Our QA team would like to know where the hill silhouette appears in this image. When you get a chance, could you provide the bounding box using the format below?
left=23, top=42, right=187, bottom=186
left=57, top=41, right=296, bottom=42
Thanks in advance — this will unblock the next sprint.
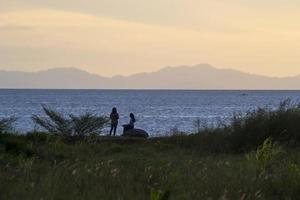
left=1, top=64, right=300, bottom=89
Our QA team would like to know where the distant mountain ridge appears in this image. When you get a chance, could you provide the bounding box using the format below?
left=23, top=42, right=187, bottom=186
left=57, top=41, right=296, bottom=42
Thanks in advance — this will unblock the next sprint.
left=1, top=64, right=300, bottom=89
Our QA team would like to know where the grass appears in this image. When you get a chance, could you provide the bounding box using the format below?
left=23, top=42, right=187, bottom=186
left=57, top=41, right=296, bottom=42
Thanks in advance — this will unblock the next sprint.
left=1, top=133, right=300, bottom=200
left=2, top=100, right=300, bottom=199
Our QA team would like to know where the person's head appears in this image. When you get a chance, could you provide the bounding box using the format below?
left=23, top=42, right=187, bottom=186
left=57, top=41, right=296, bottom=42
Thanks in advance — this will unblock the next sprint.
left=112, top=107, right=117, bottom=114
left=130, top=113, right=135, bottom=122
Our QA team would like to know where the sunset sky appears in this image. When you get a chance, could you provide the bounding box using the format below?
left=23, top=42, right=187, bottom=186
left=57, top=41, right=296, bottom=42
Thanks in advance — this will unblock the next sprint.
left=1, top=0, right=300, bottom=77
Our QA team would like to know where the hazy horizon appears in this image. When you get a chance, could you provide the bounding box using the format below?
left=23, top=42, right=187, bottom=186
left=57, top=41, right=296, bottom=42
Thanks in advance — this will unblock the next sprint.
left=1, top=0, right=300, bottom=77
left=1, top=64, right=300, bottom=79
left=2, top=64, right=300, bottom=90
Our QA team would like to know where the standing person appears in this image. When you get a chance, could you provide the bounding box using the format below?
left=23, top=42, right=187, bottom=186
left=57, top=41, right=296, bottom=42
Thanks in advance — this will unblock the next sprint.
left=109, top=107, right=119, bottom=136
left=123, top=113, right=136, bottom=134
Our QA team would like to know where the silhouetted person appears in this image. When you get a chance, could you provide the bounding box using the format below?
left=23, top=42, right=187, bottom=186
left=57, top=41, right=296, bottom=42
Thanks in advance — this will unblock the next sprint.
left=123, top=113, right=135, bottom=134
left=109, top=107, right=119, bottom=136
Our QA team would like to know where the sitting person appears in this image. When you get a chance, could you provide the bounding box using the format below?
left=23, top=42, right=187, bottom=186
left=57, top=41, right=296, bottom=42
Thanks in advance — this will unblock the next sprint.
left=122, top=113, right=136, bottom=134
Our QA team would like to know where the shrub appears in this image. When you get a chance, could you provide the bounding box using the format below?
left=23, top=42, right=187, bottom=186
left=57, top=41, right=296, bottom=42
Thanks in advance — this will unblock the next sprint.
left=255, top=137, right=285, bottom=171
left=0, top=117, right=17, bottom=133
left=226, top=99, right=300, bottom=152
left=0, top=135, right=35, bottom=157
left=32, top=106, right=72, bottom=136
left=70, top=113, right=108, bottom=137
left=150, top=188, right=170, bottom=200
left=26, top=132, right=56, bottom=143
left=32, top=105, right=109, bottom=138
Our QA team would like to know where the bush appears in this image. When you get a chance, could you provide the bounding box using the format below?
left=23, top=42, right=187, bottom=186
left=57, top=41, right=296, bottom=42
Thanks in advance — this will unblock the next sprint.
left=0, top=135, right=35, bottom=157
left=26, top=132, right=56, bottom=143
left=226, top=99, right=300, bottom=152
left=254, top=137, right=285, bottom=171
left=174, top=99, right=300, bottom=153
left=70, top=113, right=108, bottom=137
left=150, top=188, right=170, bottom=200
left=0, top=117, right=17, bottom=133
left=32, top=105, right=109, bottom=138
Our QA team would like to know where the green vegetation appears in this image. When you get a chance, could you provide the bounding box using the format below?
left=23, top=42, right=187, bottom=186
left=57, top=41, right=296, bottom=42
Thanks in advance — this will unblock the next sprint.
left=32, top=105, right=109, bottom=139
left=1, top=100, right=300, bottom=199
left=0, top=117, right=17, bottom=133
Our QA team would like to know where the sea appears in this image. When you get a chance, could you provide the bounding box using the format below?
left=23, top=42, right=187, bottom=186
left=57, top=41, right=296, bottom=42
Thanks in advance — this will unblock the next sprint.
left=1, top=89, right=300, bottom=136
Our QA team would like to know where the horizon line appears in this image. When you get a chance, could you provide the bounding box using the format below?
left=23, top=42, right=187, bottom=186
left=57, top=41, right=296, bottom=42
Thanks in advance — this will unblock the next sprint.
left=1, top=88, right=300, bottom=91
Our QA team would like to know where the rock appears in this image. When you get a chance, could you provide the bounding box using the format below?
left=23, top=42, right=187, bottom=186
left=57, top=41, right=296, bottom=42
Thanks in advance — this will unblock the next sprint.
left=123, top=128, right=149, bottom=138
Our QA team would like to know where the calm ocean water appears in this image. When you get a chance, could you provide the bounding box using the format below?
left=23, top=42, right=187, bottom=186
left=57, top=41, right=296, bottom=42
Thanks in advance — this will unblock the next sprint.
left=1, top=89, right=300, bottom=136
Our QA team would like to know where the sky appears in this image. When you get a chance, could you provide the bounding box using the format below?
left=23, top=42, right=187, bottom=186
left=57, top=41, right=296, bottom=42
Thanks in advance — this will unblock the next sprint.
left=1, top=0, right=300, bottom=77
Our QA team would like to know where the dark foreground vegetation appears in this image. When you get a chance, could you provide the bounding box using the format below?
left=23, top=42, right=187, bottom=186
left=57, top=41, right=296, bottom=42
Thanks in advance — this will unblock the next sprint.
left=1, top=100, right=300, bottom=199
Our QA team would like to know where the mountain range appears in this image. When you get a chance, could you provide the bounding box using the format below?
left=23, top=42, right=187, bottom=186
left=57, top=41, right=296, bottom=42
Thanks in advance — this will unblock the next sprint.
left=1, top=64, right=300, bottom=89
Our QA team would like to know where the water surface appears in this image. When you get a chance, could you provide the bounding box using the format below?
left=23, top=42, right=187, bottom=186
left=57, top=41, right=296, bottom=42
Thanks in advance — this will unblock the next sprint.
left=1, top=90, right=299, bottom=136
